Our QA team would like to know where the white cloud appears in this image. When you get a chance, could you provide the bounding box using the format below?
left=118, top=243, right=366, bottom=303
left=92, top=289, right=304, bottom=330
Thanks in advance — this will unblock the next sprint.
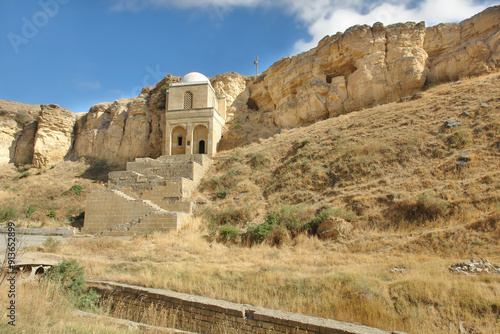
left=77, top=80, right=102, bottom=90
left=109, top=0, right=496, bottom=52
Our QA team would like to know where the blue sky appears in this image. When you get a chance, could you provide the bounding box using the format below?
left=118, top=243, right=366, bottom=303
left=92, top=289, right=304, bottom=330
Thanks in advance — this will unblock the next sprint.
left=0, top=0, right=496, bottom=113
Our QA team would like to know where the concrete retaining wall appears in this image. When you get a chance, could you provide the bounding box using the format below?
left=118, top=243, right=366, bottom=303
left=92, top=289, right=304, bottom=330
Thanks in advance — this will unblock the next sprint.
left=88, top=281, right=403, bottom=334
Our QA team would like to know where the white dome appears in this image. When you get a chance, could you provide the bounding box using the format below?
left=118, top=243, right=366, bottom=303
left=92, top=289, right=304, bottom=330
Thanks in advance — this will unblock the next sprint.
left=180, top=72, right=210, bottom=84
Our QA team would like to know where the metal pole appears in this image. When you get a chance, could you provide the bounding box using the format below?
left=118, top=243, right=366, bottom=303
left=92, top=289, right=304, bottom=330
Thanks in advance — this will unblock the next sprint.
left=254, top=56, right=259, bottom=76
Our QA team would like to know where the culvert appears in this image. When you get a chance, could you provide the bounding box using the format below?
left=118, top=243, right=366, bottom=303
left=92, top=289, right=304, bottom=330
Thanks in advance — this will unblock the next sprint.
left=34, top=266, right=46, bottom=276
left=20, top=265, right=32, bottom=279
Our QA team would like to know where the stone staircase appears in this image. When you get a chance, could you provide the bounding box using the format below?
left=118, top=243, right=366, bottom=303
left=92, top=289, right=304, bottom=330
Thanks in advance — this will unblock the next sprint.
left=82, top=154, right=211, bottom=236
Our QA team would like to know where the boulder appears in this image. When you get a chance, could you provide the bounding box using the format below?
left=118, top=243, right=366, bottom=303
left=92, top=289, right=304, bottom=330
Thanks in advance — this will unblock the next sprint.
left=317, top=217, right=352, bottom=240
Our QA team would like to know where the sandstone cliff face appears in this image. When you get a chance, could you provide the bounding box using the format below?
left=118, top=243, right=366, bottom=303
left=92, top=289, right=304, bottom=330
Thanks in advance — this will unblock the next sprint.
left=248, top=5, right=500, bottom=127
left=0, top=100, right=40, bottom=165
left=424, top=6, right=500, bottom=82
left=72, top=75, right=182, bottom=165
left=32, top=104, right=76, bottom=168
left=211, top=72, right=249, bottom=116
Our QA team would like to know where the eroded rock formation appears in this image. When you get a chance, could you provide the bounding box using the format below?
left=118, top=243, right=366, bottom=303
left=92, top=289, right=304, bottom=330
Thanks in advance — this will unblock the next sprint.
left=248, top=6, right=499, bottom=127
left=32, top=104, right=75, bottom=168
left=0, top=100, right=40, bottom=165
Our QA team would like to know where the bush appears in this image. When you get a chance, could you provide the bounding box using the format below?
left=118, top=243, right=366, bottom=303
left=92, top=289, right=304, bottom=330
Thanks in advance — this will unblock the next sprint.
left=41, top=236, right=62, bottom=252
left=45, top=259, right=99, bottom=310
left=390, top=192, right=450, bottom=223
left=301, top=138, right=311, bottom=147
left=63, top=184, right=83, bottom=196
left=244, top=205, right=313, bottom=246
left=203, top=205, right=253, bottom=227
left=217, top=189, right=228, bottom=199
left=244, top=206, right=357, bottom=246
left=24, top=204, right=37, bottom=219
left=15, top=110, right=35, bottom=125
left=218, top=224, right=240, bottom=243
left=0, top=205, right=17, bottom=223
left=17, top=164, right=34, bottom=172
left=46, top=209, right=57, bottom=218
left=244, top=220, right=275, bottom=245
left=15, top=171, right=31, bottom=179
left=207, top=169, right=239, bottom=192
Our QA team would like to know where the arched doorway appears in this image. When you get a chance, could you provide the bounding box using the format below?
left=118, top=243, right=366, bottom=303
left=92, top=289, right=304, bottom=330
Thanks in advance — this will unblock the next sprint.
left=192, top=124, right=208, bottom=155
left=171, top=126, right=187, bottom=155
left=199, top=140, right=206, bottom=154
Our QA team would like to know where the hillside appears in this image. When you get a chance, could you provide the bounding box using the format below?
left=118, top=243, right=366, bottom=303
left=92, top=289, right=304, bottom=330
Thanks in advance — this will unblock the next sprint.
left=199, top=73, right=500, bottom=246
left=6, top=73, right=498, bottom=334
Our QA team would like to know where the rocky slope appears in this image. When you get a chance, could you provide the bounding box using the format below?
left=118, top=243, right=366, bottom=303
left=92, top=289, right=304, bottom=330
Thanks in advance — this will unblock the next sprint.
left=0, top=5, right=498, bottom=167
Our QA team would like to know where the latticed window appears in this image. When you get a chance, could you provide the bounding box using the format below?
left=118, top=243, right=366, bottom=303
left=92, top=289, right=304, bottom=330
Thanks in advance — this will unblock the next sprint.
left=183, top=91, right=193, bottom=109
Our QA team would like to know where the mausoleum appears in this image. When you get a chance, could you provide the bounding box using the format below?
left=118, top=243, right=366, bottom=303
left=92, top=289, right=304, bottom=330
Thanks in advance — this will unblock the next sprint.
left=164, top=72, right=226, bottom=157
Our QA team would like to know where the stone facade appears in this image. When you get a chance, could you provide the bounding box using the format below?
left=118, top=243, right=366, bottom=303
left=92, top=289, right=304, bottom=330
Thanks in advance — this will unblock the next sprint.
left=82, top=154, right=211, bottom=236
left=164, top=72, right=226, bottom=157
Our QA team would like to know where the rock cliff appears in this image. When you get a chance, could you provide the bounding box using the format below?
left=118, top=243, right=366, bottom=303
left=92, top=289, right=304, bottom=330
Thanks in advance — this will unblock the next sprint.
left=32, top=104, right=75, bottom=168
left=0, top=100, right=40, bottom=165
left=248, top=5, right=500, bottom=127
left=0, top=5, right=498, bottom=167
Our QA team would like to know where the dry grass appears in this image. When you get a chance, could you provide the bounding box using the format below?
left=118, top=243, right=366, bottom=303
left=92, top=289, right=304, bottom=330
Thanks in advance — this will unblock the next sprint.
left=47, top=215, right=500, bottom=334
left=0, top=281, right=139, bottom=333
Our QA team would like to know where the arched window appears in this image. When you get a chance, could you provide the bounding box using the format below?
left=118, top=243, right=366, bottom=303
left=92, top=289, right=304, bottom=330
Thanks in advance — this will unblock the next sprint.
left=183, top=91, right=193, bottom=109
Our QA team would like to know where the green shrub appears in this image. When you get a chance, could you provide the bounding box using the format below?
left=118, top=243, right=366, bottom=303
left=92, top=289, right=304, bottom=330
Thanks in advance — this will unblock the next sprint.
left=244, top=205, right=312, bottom=246
left=14, top=110, right=34, bottom=125
left=15, top=171, right=31, bottom=179
left=45, top=259, right=99, bottom=310
left=203, top=205, right=253, bottom=228
left=17, top=164, right=34, bottom=172
left=24, top=204, right=37, bottom=219
left=301, top=138, right=311, bottom=147
left=46, top=209, right=57, bottom=218
left=244, top=206, right=356, bottom=246
left=217, top=189, right=228, bottom=199
left=63, top=184, right=83, bottom=196
left=244, top=220, right=275, bottom=245
left=161, top=82, right=171, bottom=97
left=155, top=101, right=166, bottom=109
left=218, top=225, right=240, bottom=243
left=0, top=205, right=17, bottom=223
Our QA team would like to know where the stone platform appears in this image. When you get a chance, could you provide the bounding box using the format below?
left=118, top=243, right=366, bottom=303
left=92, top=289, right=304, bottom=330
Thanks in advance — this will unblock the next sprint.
left=82, top=154, right=211, bottom=236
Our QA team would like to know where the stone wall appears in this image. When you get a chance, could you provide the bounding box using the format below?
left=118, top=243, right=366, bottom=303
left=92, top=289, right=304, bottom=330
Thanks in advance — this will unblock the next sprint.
left=82, top=190, right=187, bottom=236
left=89, top=281, right=402, bottom=334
